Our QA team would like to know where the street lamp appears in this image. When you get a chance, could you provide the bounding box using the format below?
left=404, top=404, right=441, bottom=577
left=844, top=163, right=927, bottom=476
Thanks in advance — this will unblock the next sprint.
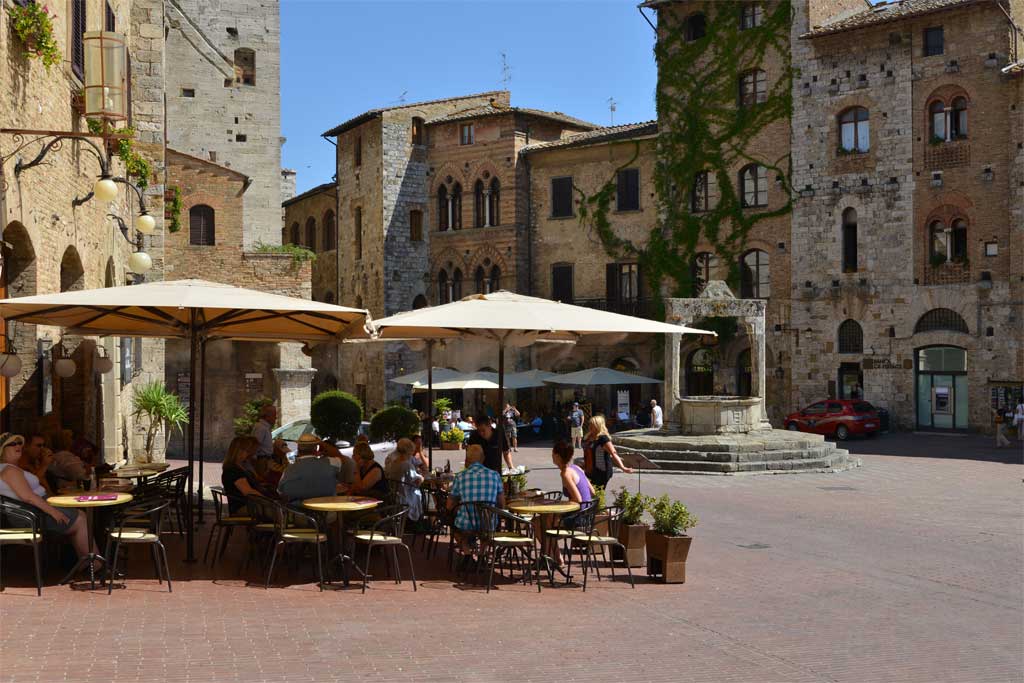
left=83, top=31, right=128, bottom=121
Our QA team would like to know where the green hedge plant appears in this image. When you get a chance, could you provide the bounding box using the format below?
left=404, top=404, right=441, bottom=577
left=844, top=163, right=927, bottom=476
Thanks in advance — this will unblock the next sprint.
left=614, top=486, right=647, bottom=526
left=645, top=494, right=698, bottom=536
left=311, top=390, right=362, bottom=443
left=369, top=405, right=420, bottom=441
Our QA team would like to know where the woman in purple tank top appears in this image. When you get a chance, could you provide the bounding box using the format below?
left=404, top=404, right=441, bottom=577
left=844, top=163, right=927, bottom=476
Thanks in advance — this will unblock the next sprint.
left=552, top=440, right=595, bottom=504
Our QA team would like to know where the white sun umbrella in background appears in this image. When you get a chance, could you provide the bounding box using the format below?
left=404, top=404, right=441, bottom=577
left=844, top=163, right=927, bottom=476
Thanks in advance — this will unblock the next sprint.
left=389, top=366, right=463, bottom=390
left=370, top=291, right=712, bottom=467
left=543, top=367, right=662, bottom=386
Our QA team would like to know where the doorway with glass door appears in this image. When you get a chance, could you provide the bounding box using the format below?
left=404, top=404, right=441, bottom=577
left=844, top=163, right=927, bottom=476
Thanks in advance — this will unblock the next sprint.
left=915, top=346, right=967, bottom=431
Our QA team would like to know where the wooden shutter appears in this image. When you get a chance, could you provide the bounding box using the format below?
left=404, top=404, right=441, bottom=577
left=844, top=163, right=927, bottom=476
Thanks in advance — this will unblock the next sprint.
left=189, top=206, right=215, bottom=245
left=552, top=177, right=573, bottom=217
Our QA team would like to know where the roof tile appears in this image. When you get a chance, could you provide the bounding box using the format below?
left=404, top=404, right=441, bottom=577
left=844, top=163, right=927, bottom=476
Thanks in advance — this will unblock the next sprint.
left=802, top=0, right=986, bottom=38
left=521, top=121, right=658, bottom=154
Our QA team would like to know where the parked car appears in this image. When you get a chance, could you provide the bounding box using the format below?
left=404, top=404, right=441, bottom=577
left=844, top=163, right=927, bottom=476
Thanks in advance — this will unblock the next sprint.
left=271, top=419, right=394, bottom=464
left=784, top=400, right=880, bottom=440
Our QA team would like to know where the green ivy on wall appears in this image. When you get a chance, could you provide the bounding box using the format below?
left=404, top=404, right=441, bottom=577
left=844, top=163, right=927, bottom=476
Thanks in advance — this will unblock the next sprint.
left=578, top=1, right=794, bottom=317
left=86, top=119, right=152, bottom=190
left=167, top=186, right=182, bottom=233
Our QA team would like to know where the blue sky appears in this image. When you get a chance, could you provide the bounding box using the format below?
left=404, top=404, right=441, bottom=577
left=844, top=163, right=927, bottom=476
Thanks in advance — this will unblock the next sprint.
left=281, top=0, right=658, bottom=193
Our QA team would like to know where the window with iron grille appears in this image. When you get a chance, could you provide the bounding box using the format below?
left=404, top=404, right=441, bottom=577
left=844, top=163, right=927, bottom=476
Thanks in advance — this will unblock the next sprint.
left=551, top=176, right=574, bottom=217
left=616, top=168, right=640, bottom=211
left=837, top=319, right=863, bottom=354
left=923, top=27, right=944, bottom=56
left=914, top=308, right=969, bottom=334
left=738, top=69, right=767, bottom=107
left=72, top=0, right=86, bottom=81
left=188, top=205, right=215, bottom=246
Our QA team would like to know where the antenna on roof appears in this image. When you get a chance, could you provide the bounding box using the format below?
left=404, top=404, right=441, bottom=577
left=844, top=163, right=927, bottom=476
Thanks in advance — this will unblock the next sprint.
left=396, top=90, right=408, bottom=104
left=607, top=97, right=617, bottom=125
left=501, top=51, right=511, bottom=89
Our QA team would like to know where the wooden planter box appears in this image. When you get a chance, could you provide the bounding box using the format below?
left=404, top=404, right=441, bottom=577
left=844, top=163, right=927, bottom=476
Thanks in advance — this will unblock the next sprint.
left=440, top=441, right=461, bottom=451
left=645, top=530, right=692, bottom=583
left=611, top=523, right=647, bottom=568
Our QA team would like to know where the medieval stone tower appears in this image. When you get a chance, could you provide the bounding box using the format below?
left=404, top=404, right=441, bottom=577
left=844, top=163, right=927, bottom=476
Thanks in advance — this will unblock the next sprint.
left=164, top=0, right=282, bottom=247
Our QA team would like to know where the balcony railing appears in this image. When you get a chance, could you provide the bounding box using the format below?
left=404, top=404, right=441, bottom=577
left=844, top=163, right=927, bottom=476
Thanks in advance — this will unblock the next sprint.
left=572, top=297, right=653, bottom=319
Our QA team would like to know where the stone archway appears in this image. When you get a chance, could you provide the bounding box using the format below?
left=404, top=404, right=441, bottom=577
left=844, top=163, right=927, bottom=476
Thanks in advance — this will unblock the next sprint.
left=2, top=222, right=37, bottom=434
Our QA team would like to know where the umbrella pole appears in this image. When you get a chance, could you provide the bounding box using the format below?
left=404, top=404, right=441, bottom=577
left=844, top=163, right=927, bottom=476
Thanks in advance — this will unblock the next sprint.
left=427, top=340, right=433, bottom=471
left=184, top=315, right=197, bottom=563
left=197, top=338, right=207, bottom=524
left=497, top=340, right=506, bottom=466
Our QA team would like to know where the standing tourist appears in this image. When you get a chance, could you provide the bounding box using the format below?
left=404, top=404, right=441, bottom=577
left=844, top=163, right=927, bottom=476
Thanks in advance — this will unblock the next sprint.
left=650, top=399, right=664, bottom=429
left=568, top=402, right=585, bottom=449
left=992, top=408, right=1010, bottom=448
left=467, top=414, right=502, bottom=474
left=502, top=402, right=520, bottom=470
left=584, top=415, right=634, bottom=488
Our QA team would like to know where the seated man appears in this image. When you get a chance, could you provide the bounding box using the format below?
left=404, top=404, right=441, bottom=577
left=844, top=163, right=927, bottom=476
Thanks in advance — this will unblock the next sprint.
left=277, top=434, right=337, bottom=503
left=319, top=439, right=355, bottom=489
left=446, top=444, right=504, bottom=556
left=48, top=450, right=90, bottom=490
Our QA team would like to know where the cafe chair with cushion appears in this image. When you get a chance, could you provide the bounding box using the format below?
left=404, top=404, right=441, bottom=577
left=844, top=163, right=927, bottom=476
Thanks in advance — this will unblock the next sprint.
left=543, top=500, right=597, bottom=586
left=353, top=504, right=416, bottom=594
left=478, top=505, right=540, bottom=593
left=264, top=500, right=326, bottom=590
left=105, top=498, right=172, bottom=594
left=576, top=505, right=635, bottom=591
left=0, top=495, right=43, bottom=596
left=204, top=486, right=252, bottom=566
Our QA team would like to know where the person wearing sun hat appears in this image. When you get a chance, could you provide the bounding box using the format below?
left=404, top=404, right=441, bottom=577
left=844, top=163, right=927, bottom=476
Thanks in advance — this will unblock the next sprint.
left=277, top=433, right=336, bottom=503
left=0, top=432, right=94, bottom=559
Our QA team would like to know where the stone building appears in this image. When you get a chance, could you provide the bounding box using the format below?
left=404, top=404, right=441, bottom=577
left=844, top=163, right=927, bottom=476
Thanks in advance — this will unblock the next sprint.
left=791, top=0, right=1024, bottom=432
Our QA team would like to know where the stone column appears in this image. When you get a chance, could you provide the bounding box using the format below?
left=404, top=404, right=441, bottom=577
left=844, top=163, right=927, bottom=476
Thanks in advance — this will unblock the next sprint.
left=663, top=331, right=683, bottom=431
left=274, top=342, right=315, bottom=425
left=744, top=316, right=771, bottom=427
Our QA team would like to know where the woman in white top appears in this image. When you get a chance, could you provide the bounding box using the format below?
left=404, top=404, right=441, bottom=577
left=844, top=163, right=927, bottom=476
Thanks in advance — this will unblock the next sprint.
left=384, top=438, right=424, bottom=521
left=0, top=433, right=94, bottom=558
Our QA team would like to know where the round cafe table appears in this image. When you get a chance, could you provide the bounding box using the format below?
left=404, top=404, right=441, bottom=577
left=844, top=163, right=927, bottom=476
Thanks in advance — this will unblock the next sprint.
left=47, top=492, right=134, bottom=590
left=303, top=496, right=381, bottom=587
left=507, top=499, right=580, bottom=587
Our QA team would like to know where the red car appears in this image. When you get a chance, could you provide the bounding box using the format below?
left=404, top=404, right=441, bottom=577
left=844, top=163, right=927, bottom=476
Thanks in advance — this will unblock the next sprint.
left=784, top=400, right=880, bottom=440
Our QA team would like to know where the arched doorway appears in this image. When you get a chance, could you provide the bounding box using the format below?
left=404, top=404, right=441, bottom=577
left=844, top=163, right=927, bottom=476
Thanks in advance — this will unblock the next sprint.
left=915, top=345, right=967, bottom=431
left=2, top=223, right=37, bottom=433
left=685, top=348, right=715, bottom=396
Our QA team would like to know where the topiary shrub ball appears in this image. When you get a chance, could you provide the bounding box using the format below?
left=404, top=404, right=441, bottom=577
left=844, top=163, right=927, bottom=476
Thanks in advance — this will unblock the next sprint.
left=310, top=390, right=363, bottom=443
left=369, top=405, right=421, bottom=442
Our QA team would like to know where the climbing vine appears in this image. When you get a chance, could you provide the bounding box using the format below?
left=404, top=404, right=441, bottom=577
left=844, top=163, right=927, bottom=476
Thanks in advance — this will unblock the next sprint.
left=167, top=186, right=182, bottom=233
left=578, top=1, right=794, bottom=316
left=87, top=118, right=152, bottom=189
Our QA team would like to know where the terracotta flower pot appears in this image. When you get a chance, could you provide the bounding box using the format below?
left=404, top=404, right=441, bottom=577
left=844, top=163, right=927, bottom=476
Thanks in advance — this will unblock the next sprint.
left=440, top=441, right=461, bottom=451
left=611, top=523, right=647, bottom=568
left=645, top=530, right=692, bottom=583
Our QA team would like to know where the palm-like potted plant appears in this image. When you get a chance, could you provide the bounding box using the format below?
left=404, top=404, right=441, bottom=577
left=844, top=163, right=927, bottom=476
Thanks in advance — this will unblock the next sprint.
left=612, top=487, right=648, bottom=568
left=131, top=381, right=188, bottom=463
left=644, top=494, right=698, bottom=583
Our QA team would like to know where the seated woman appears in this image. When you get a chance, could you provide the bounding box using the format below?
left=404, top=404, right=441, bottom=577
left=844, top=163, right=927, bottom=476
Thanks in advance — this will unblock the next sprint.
left=384, top=438, right=424, bottom=521
left=221, top=436, right=265, bottom=513
left=410, top=434, right=429, bottom=475
left=0, top=433, right=94, bottom=560
left=17, top=437, right=54, bottom=496
left=349, top=442, right=389, bottom=500
left=539, top=440, right=595, bottom=567
left=260, top=439, right=291, bottom=489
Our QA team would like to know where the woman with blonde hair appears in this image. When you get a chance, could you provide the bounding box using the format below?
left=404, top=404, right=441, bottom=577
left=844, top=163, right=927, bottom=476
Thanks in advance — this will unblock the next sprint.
left=349, top=442, right=389, bottom=500
left=584, top=414, right=633, bottom=487
left=221, top=436, right=264, bottom=513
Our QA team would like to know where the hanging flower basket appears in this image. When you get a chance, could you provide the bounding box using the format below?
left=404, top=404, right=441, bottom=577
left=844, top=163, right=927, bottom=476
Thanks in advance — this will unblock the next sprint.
left=9, top=3, right=62, bottom=70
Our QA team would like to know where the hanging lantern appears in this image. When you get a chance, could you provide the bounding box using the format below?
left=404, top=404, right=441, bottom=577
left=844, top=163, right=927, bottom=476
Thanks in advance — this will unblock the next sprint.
left=0, top=353, right=22, bottom=378
left=135, top=212, right=156, bottom=235
left=83, top=31, right=127, bottom=121
left=94, top=355, right=114, bottom=374
left=128, top=251, right=152, bottom=273
left=54, top=358, right=77, bottom=378
left=94, top=175, right=118, bottom=202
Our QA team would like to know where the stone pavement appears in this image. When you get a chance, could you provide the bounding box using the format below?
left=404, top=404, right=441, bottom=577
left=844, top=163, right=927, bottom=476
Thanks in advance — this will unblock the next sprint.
left=0, top=433, right=1020, bottom=683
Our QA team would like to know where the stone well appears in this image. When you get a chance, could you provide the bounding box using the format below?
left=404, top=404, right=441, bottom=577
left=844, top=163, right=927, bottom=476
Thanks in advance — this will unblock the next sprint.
left=679, top=396, right=767, bottom=435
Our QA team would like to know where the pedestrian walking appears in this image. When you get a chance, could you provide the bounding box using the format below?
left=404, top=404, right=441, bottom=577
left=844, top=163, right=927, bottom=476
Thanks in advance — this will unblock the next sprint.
left=993, top=409, right=1010, bottom=448
left=1014, top=399, right=1024, bottom=442
left=568, top=402, right=585, bottom=449
left=650, top=398, right=664, bottom=429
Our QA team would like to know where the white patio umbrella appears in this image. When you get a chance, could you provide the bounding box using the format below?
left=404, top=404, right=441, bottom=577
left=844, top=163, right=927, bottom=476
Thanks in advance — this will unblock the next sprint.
left=416, top=369, right=556, bottom=392
left=0, top=279, right=369, bottom=561
left=544, top=367, right=662, bottom=386
left=389, top=366, right=463, bottom=389
left=370, top=291, right=711, bottom=467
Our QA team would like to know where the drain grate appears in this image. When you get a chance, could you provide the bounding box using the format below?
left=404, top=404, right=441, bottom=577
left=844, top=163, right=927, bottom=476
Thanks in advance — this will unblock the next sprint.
left=737, top=543, right=771, bottom=550
left=818, top=486, right=857, bottom=491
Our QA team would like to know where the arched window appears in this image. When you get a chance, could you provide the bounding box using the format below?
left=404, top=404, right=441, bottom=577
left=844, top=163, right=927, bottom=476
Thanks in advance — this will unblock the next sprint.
left=685, top=348, right=715, bottom=396
left=437, top=185, right=449, bottom=231
left=837, top=319, right=863, bottom=354
left=412, top=294, right=428, bottom=309
left=411, top=117, right=424, bottom=145
left=683, top=13, right=706, bottom=41
left=739, top=69, right=767, bottom=107
left=234, top=48, right=255, bottom=86
left=409, top=210, right=423, bottom=242
left=322, top=210, right=336, bottom=251
left=691, top=170, right=717, bottom=212
left=354, top=207, right=362, bottom=260
left=739, top=164, right=768, bottom=207
left=931, top=219, right=968, bottom=263
left=929, top=100, right=946, bottom=141
left=739, top=249, right=770, bottom=298
left=475, top=266, right=486, bottom=294
left=691, top=252, right=718, bottom=294
left=489, top=265, right=500, bottom=292
left=914, top=309, right=969, bottom=334
left=950, top=97, right=968, bottom=139
left=189, top=205, right=215, bottom=246
left=474, top=180, right=486, bottom=228
left=842, top=208, right=858, bottom=273
left=838, top=107, right=870, bottom=153
left=438, top=269, right=450, bottom=304
left=60, top=246, right=85, bottom=292
left=489, top=178, right=500, bottom=226
left=305, top=216, right=317, bottom=252
left=451, top=183, right=462, bottom=230
left=290, top=222, right=300, bottom=246
left=451, top=268, right=463, bottom=300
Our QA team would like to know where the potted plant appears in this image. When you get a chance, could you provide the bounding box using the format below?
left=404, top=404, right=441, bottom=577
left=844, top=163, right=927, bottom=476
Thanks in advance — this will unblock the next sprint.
left=612, top=487, right=648, bottom=568
left=369, top=405, right=420, bottom=441
left=440, top=426, right=464, bottom=451
left=310, top=389, right=362, bottom=443
left=432, top=397, right=453, bottom=431
left=131, top=381, right=188, bottom=463
left=9, top=2, right=61, bottom=70
left=644, top=494, right=698, bottom=583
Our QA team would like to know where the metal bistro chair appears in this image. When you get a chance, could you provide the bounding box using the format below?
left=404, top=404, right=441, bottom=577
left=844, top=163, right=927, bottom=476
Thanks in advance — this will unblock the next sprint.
left=264, top=499, right=327, bottom=590
left=542, top=500, right=597, bottom=586
left=105, top=497, right=173, bottom=594
left=479, top=504, right=540, bottom=593
left=353, top=504, right=416, bottom=594
left=576, top=505, right=635, bottom=591
left=204, top=486, right=253, bottom=565
left=0, top=495, right=43, bottom=596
